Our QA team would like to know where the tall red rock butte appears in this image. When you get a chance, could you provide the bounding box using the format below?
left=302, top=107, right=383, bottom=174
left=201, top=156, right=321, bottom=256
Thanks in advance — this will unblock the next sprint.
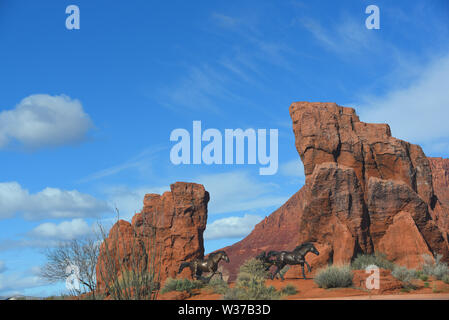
left=96, top=182, right=209, bottom=293
left=221, top=102, right=449, bottom=280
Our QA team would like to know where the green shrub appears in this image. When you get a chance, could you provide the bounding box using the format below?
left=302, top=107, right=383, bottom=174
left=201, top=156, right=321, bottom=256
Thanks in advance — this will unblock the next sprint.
left=422, top=254, right=449, bottom=280
left=239, top=258, right=271, bottom=279
left=223, top=285, right=280, bottom=300
left=392, top=266, right=417, bottom=290
left=314, top=265, right=353, bottom=289
left=280, top=284, right=298, bottom=296
left=392, top=266, right=415, bottom=283
left=424, top=282, right=430, bottom=288
left=206, top=277, right=229, bottom=295
left=351, top=252, right=395, bottom=270
left=161, top=278, right=204, bottom=294
left=223, top=259, right=281, bottom=300
left=442, top=274, right=449, bottom=285
left=419, top=274, right=428, bottom=281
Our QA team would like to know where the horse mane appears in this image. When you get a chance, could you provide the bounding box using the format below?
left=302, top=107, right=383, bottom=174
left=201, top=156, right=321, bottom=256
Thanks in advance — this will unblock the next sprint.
left=208, top=250, right=226, bottom=258
left=293, top=242, right=313, bottom=252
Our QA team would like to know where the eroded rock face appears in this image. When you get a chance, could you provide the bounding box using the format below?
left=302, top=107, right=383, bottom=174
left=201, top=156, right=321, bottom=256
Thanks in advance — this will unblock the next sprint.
left=220, top=102, right=449, bottom=280
left=428, top=157, right=449, bottom=241
left=96, top=182, right=209, bottom=292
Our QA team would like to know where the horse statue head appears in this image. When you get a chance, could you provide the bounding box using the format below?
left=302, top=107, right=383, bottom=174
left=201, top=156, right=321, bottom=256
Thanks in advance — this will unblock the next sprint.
left=210, top=250, right=230, bottom=263
left=293, top=242, right=320, bottom=256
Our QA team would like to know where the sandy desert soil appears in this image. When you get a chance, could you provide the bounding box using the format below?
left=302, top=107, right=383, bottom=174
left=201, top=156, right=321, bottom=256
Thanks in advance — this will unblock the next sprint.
left=183, top=275, right=449, bottom=300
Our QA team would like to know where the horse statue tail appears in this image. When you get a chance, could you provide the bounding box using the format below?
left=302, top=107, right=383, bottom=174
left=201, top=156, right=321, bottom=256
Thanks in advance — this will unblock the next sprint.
left=178, top=262, right=190, bottom=274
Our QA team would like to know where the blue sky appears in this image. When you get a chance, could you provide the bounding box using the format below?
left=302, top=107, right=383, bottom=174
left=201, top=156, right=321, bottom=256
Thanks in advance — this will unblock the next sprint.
left=1, top=0, right=448, bottom=297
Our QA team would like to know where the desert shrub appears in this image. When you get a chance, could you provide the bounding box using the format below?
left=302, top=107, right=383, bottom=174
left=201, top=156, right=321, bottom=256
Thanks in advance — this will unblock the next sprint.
left=424, top=282, right=430, bottom=288
left=392, top=266, right=417, bottom=290
left=280, top=284, right=298, bottom=296
left=351, top=252, right=395, bottom=270
left=161, top=278, right=204, bottom=294
left=206, top=277, right=229, bottom=295
left=419, top=274, right=428, bottom=281
left=422, top=254, right=449, bottom=280
left=239, top=258, right=271, bottom=279
left=314, top=265, right=353, bottom=289
left=441, top=274, right=449, bottom=285
left=223, top=285, right=280, bottom=300
left=392, top=266, right=415, bottom=283
left=223, top=259, right=281, bottom=300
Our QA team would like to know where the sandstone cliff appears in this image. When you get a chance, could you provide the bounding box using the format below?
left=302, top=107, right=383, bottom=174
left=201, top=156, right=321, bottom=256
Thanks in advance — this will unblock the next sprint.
left=96, top=182, right=209, bottom=292
left=221, top=102, right=449, bottom=280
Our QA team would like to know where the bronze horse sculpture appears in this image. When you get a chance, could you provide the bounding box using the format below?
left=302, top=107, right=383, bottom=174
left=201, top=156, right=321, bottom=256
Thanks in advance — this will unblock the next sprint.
left=267, top=242, right=319, bottom=280
left=178, top=250, right=230, bottom=282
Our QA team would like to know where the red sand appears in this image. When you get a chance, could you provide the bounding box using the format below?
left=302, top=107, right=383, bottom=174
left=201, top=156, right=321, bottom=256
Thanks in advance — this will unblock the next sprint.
left=185, top=275, right=449, bottom=300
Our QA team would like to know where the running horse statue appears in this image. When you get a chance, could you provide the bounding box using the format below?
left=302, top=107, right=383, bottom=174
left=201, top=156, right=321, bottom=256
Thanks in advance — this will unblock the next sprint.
left=267, top=242, right=320, bottom=280
left=178, top=250, right=230, bottom=282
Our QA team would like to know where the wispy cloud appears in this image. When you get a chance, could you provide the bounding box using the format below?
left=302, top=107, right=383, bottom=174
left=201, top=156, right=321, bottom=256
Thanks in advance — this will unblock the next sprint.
left=204, top=214, right=262, bottom=240
left=280, top=158, right=305, bottom=182
left=77, top=146, right=166, bottom=183
left=357, top=52, right=449, bottom=155
left=157, top=11, right=298, bottom=113
left=197, top=171, right=288, bottom=215
left=300, top=15, right=380, bottom=56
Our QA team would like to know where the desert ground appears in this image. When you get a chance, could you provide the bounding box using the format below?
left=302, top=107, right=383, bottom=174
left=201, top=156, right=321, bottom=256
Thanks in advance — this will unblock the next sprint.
left=157, top=272, right=449, bottom=300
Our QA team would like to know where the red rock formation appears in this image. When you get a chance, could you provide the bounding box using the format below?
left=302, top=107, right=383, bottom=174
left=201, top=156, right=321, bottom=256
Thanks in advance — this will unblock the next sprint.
left=221, top=102, right=449, bottom=280
left=429, top=157, right=449, bottom=206
left=96, top=182, right=209, bottom=293
left=428, top=157, right=449, bottom=242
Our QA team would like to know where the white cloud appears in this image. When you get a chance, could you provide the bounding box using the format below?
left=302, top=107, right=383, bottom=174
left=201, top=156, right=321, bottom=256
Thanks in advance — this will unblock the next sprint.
left=358, top=53, right=449, bottom=153
left=0, top=270, right=46, bottom=296
left=29, top=219, right=93, bottom=240
left=197, top=171, right=287, bottom=215
left=0, top=94, right=93, bottom=150
left=0, top=261, right=5, bottom=273
left=204, top=214, right=263, bottom=240
left=280, top=159, right=305, bottom=180
left=0, top=182, right=111, bottom=220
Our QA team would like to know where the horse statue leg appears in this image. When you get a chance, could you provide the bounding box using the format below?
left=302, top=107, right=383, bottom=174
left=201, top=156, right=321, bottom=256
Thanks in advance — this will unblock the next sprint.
left=300, top=262, right=306, bottom=279
left=193, top=262, right=202, bottom=280
left=272, top=262, right=286, bottom=281
left=305, top=260, right=312, bottom=273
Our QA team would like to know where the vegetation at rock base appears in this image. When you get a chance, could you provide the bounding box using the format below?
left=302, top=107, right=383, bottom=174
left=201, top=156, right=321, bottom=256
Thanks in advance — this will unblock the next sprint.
left=161, top=278, right=204, bottom=294
left=314, top=265, right=353, bottom=289
left=421, top=254, right=449, bottom=280
left=96, top=210, right=162, bottom=300
left=391, top=266, right=417, bottom=290
left=442, top=274, right=449, bottom=285
left=351, top=252, right=395, bottom=270
left=206, top=277, right=229, bottom=294
left=223, top=259, right=281, bottom=300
